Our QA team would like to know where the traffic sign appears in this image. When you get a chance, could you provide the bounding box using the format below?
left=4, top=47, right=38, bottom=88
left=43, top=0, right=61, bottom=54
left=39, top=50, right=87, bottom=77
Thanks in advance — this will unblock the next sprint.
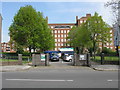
left=41, top=54, right=45, bottom=61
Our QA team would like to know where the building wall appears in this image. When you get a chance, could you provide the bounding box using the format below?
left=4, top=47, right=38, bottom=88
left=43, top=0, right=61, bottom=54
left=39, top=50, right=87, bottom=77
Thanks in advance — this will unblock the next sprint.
left=48, top=14, right=115, bottom=51
left=1, top=42, right=15, bottom=53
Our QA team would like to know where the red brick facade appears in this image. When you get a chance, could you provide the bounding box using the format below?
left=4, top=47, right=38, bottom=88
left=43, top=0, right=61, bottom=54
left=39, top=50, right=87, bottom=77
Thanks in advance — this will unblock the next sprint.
left=48, top=14, right=115, bottom=51
left=1, top=42, right=15, bottom=53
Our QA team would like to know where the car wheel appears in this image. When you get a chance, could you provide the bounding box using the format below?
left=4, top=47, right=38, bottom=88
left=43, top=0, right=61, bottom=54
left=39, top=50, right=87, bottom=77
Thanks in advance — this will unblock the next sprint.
left=69, top=59, right=72, bottom=62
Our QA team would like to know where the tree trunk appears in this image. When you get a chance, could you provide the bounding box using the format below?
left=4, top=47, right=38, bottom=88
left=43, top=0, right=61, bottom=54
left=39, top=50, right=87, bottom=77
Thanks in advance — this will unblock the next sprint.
left=101, top=42, right=104, bottom=53
left=29, top=46, right=32, bottom=60
left=33, top=48, right=36, bottom=53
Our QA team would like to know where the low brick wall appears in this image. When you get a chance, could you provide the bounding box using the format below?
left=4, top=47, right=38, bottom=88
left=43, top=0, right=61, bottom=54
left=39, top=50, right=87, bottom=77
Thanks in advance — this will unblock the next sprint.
left=1, top=61, right=21, bottom=66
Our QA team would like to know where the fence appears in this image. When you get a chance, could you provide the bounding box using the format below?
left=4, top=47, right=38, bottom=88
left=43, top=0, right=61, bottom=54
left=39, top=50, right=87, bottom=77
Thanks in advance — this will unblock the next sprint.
left=1, top=54, right=32, bottom=66
left=90, top=53, right=119, bottom=65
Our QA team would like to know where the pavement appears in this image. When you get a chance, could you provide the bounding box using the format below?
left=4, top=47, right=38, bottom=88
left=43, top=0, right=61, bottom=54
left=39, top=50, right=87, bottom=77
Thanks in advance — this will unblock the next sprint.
left=91, top=65, right=119, bottom=71
left=0, top=65, right=31, bottom=72
left=0, top=64, right=119, bottom=72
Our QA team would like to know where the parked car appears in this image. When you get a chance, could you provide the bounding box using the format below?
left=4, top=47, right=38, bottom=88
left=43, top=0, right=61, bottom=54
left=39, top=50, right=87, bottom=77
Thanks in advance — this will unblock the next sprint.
left=64, top=55, right=73, bottom=62
left=50, top=53, right=59, bottom=61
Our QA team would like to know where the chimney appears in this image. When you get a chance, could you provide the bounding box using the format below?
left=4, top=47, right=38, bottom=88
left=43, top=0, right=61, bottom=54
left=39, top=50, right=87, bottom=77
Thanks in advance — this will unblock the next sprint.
left=76, top=16, right=78, bottom=24
left=86, top=14, right=91, bottom=18
left=76, top=16, right=78, bottom=21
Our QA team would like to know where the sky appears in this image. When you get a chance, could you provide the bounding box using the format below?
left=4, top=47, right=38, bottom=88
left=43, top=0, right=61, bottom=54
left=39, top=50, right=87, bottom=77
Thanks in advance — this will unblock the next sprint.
left=1, top=0, right=113, bottom=42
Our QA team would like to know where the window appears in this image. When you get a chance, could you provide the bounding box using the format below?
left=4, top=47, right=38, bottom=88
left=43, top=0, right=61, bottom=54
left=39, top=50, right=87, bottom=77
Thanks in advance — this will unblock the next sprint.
left=58, top=39, right=60, bottom=42
left=110, top=34, right=112, bottom=36
left=64, top=30, right=66, bottom=33
left=80, top=21, right=83, bottom=23
left=55, top=39, right=57, bottom=42
left=55, top=48, right=57, bottom=50
left=61, top=43, right=63, bottom=46
left=51, top=26, right=54, bottom=28
left=64, top=39, right=66, bottom=42
left=61, top=39, right=63, bottom=42
left=58, top=30, right=60, bottom=33
left=58, top=43, right=60, bottom=46
left=67, top=30, right=70, bottom=33
left=54, top=25, right=70, bottom=28
left=71, top=26, right=73, bottom=28
left=55, top=30, right=57, bottom=33
left=61, top=35, right=63, bottom=37
left=61, top=30, right=63, bottom=33
left=55, top=35, right=57, bottom=37
left=64, top=35, right=66, bottom=37
left=58, top=35, right=60, bottom=37
left=55, top=43, right=57, bottom=46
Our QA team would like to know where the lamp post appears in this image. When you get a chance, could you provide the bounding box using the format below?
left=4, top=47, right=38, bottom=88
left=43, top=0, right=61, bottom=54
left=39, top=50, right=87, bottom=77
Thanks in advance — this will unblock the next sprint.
left=0, top=14, right=2, bottom=59
left=118, top=1, right=120, bottom=59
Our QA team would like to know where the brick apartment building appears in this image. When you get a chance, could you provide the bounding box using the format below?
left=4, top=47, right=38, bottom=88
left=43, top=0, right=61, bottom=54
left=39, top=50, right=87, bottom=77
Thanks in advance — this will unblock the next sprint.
left=1, top=42, right=15, bottom=53
left=2, top=14, right=115, bottom=52
left=48, top=14, right=115, bottom=51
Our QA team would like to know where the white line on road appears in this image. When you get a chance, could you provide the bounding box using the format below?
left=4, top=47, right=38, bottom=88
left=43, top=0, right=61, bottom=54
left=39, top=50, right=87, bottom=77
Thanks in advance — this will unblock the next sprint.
left=107, top=79, right=118, bottom=82
left=6, top=79, right=74, bottom=82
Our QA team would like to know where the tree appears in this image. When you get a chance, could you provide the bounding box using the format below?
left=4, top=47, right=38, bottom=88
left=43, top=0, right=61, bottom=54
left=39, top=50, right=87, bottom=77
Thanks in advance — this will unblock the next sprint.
left=68, top=23, right=92, bottom=54
left=9, top=5, right=55, bottom=53
left=105, top=0, right=119, bottom=24
left=68, top=12, right=111, bottom=56
left=105, top=0, right=120, bottom=56
left=85, top=12, right=111, bottom=58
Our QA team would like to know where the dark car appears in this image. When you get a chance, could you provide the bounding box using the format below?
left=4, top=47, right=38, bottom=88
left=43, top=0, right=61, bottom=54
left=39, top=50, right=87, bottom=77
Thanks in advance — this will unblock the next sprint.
left=50, top=53, right=59, bottom=61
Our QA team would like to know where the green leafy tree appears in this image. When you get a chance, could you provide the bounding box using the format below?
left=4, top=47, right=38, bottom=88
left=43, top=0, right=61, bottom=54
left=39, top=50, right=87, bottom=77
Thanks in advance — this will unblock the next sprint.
left=68, top=12, right=111, bottom=56
left=85, top=12, right=111, bottom=57
left=68, top=24, right=92, bottom=54
left=9, top=5, right=55, bottom=54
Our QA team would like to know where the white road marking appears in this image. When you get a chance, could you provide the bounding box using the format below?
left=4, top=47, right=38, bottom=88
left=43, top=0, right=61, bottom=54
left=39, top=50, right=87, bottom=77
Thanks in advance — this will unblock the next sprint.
left=107, top=79, right=118, bottom=82
left=6, top=79, right=74, bottom=82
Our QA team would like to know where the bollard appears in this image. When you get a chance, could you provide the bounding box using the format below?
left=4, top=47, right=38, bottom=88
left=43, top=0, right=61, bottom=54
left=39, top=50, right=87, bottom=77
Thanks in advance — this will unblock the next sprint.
left=101, top=53, right=104, bottom=65
left=73, top=53, right=77, bottom=66
left=87, top=53, right=90, bottom=67
left=18, top=54, right=22, bottom=65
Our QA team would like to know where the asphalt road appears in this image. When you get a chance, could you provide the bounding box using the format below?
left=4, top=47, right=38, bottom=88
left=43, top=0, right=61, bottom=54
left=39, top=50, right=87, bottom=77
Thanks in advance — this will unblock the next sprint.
left=2, top=60, right=118, bottom=88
